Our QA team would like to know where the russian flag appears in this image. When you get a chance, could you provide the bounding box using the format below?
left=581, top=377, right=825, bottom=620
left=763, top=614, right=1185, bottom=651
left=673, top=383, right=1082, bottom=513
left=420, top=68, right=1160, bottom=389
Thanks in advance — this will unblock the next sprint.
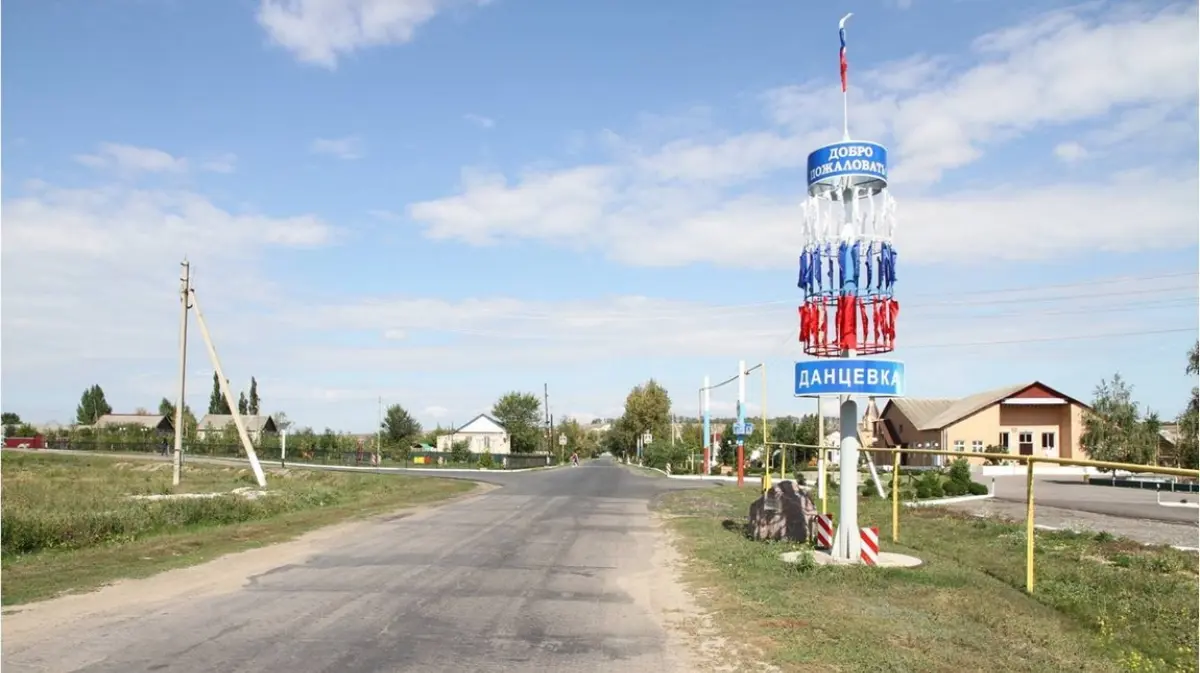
left=839, top=13, right=853, bottom=93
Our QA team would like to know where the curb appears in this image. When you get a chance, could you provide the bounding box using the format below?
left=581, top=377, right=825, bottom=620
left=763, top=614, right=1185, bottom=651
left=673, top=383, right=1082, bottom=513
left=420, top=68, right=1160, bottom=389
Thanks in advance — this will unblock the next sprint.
left=904, top=492, right=995, bottom=508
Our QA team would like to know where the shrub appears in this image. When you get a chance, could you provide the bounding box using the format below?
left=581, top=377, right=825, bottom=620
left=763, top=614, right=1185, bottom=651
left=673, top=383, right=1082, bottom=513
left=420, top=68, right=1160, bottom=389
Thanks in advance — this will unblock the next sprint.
left=947, top=458, right=972, bottom=486
left=794, top=472, right=807, bottom=486
left=929, top=480, right=944, bottom=498
left=915, top=483, right=932, bottom=499
left=942, top=480, right=967, bottom=497
left=449, top=439, right=471, bottom=464
left=860, top=482, right=876, bottom=498
left=967, top=481, right=989, bottom=496
left=477, top=451, right=494, bottom=469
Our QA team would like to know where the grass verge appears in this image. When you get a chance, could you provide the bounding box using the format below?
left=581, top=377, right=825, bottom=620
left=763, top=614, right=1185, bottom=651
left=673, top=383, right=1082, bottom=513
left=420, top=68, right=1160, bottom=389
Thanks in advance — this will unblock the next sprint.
left=655, top=485, right=1198, bottom=673
left=1, top=451, right=475, bottom=606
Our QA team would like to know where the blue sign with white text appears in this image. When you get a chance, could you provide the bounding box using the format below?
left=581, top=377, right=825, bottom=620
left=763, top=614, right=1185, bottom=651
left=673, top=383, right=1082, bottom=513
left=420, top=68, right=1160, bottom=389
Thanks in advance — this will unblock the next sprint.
left=732, top=422, right=754, bottom=437
left=806, top=141, right=889, bottom=194
left=794, top=360, right=905, bottom=397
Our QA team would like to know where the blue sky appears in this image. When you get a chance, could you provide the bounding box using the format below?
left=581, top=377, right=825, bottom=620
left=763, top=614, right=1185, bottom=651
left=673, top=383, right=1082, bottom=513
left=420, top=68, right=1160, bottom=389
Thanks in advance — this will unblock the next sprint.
left=3, top=0, right=1197, bottom=433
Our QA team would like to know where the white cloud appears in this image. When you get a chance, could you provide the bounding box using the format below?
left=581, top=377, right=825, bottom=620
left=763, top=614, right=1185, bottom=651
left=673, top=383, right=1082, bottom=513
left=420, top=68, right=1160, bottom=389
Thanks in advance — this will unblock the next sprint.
left=422, top=405, right=450, bottom=419
left=201, top=153, right=239, bottom=174
left=257, top=0, right=492, bottom=69
left=1, top=179, right=335, bottom=381
left=74, top=143, right=189, bottom=174
left=310, top=136, right=364, bottom=159
left=463, top=113, right=495, bottom=129
left=74, top=143, right=240, bottom=175
left=1053, top=141, right=1088, bottom=163
left=401, top=3, right=1199, bottom=268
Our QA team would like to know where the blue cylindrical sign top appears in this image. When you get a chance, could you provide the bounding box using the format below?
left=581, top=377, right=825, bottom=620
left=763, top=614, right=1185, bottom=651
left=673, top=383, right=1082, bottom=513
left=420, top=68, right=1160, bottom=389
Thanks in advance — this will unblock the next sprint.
left=806, top=141, right=889, bottom=198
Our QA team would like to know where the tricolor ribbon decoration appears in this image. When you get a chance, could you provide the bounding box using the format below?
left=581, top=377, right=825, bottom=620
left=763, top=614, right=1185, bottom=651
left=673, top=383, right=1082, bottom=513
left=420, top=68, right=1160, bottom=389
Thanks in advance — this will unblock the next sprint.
left=839, top=13, right=853, bottom=93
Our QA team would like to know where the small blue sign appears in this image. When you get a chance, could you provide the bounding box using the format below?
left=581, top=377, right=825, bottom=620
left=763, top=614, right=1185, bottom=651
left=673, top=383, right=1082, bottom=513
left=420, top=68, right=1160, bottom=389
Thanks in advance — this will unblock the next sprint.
left=732, top=422, right=754, bottom=437
left=794, top=360, right=905, bottom=397
left=806, top=141, right=889, bottom=196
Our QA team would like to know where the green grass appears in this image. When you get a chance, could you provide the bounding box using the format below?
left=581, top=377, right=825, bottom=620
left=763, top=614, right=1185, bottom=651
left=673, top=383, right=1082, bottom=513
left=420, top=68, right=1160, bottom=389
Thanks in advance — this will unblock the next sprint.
left=1, top=451, right=475, bottom=605
left=655, top=485, right=1199, bottom=673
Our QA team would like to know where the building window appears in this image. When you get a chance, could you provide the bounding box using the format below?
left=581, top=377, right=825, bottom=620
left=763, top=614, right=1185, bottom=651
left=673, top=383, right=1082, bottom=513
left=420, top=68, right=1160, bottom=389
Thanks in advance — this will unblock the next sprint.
left=1041, top=432, right=1055, bottom=450
left=972, top=440, right=983, bottom=452
left=999, top=432, right=1010, bottom=449
left=953, top=440, right=965, bottom=452
left=484, top=436, right=491, bottom=449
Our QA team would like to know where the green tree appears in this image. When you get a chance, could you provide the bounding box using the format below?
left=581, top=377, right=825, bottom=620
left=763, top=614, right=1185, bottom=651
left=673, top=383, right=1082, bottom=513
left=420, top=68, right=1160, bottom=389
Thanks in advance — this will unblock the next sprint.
left=622, top=379, right=672, bottom=444
left=1176, top=342, right=1199, bottom=469
left=248, top=377, right=260, bottom=415
left=601, top=416, right=635, bottom=458
left=381, top=404, right=421, bottom=447
left=75, top=384, right=113, bottom=425
left=158, top=398, right=198, bottom=437
left=1081, top=373, right=1158, bottom=467
left=491, top=391, right=543, bottom=453
left=237, top=391, right=249, bottom=415
left=558, top=418, right=600, bottom=459
left=208, top=373, right=231, bottom=415
left=2, top=412, right=21, bottom=437
left=449, top=438, right=471, bottom=463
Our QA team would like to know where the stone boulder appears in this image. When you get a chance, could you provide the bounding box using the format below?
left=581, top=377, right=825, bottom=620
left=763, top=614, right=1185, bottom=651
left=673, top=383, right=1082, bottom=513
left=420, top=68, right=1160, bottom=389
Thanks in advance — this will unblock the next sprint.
left=747, top=481, right=819, bottom=542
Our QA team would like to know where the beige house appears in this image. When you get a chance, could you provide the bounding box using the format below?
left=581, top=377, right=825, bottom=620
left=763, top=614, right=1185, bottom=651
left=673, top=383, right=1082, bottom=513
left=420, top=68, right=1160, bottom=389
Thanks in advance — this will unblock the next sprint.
left=90, top=414, right=174, bottom=433
left=197, top=414, right=278, bottom=442
left=871, top=382, right=1090, bottom=467
left=436, top=414, right=510, bottom=454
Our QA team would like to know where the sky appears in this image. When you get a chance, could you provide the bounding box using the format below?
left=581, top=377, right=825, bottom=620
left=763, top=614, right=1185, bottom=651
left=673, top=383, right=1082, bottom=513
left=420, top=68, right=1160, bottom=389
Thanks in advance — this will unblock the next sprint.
left=2, top=0, right=1198, bottom=433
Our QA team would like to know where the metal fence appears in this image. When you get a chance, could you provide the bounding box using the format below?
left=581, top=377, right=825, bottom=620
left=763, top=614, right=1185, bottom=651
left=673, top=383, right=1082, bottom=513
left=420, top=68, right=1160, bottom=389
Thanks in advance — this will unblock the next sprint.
left=802, top=446, right=1200, bottom=595
left=39, top=439, right=555, bottom=470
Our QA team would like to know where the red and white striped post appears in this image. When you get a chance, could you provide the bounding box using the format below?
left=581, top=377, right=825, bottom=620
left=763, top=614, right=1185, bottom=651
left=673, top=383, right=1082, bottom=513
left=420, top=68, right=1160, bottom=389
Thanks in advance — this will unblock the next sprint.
left=815, top=514, right=835, bottom=550
left=860, top=526, right=880, bottom=565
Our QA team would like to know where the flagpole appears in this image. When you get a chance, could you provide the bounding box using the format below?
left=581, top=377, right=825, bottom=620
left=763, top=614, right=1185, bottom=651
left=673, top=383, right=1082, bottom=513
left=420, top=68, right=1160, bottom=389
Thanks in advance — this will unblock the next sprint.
left=840, top=13, right=853, bottom=142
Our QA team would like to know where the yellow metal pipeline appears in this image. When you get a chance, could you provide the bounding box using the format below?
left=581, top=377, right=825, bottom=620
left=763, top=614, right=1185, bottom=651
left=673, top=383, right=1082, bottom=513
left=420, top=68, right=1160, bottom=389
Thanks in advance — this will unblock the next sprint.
left=1026, top=458, right=1036, bottom=594
left=891, top=451, right=900, bottom=543
left=761, top=363, right=771, bottom=493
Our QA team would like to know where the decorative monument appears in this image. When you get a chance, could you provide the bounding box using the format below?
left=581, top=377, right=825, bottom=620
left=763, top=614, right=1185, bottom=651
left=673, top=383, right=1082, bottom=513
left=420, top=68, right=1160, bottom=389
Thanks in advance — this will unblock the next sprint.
left=793, top=13, right=906, bottom=563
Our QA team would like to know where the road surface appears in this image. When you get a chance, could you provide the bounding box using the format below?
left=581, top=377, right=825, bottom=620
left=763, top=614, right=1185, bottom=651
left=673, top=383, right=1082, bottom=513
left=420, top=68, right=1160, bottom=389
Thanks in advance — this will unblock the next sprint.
left=988, top=475, right=1199, bottom=523
left=2, top=458, right=725, bottom=673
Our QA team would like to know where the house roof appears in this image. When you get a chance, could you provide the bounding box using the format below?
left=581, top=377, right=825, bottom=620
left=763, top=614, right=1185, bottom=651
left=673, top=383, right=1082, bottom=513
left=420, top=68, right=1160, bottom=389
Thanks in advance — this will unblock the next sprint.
left=198, top=414, right=276, bottom=433
left=93, top=414, right=173, bottom=429
left=1159, top=423, right=1180, bottom=446
left=452, top=414, right=507, bottom=434
left=885, top=382, right=1088, bottom=431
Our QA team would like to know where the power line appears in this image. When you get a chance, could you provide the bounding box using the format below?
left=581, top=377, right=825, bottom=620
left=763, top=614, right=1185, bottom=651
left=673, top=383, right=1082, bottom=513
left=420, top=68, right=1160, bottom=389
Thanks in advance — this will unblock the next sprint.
left=385, top=276, right=1198, bottom=329
left=423, top=270, right=1197, bottom=322
left=394, top=294, right=1197, bottom=341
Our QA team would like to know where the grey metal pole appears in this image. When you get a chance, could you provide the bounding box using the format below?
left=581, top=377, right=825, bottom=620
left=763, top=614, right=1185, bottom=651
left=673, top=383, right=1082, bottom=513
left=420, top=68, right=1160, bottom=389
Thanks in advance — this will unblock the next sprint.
left=172, top=260, right=190, bottom=487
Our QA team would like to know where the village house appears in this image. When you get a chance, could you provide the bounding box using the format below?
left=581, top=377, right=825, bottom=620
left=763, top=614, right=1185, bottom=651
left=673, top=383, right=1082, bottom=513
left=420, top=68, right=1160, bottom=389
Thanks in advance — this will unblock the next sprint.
left=870, top=381, right=1091, bottom=467
left=436, top=414, right=510, bottom=454
left=197, top=414, right=278, bottom=443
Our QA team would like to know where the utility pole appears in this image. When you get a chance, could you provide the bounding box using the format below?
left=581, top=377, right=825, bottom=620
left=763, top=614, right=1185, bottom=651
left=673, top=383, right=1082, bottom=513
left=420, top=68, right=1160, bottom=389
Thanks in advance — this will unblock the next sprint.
left=544, top=383, right=550, bottom=453
left=172, top=259, right=191, bottom=487
left=377, top=396, right=382, bottom=465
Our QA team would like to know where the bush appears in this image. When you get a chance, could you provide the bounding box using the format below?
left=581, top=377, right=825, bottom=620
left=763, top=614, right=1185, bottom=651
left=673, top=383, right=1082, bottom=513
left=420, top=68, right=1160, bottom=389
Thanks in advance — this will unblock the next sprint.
left=449, top=439, right=471, bottom=464
left=929, top=480, right=944, bottom=498
left=942, top=480, right=967, bottom=497
left=915, top=483, right=932, bottom=499
left=967, top=481, right=989, bottom=495
left=477, top=451, right=494, bottom=469
left=947, top=458, right=972, bottom=486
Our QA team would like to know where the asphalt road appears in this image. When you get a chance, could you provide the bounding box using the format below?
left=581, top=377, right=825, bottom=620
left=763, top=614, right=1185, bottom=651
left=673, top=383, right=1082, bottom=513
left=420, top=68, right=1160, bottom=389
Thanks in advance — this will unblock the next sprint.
left=989, top=475, right=1199, bottom=525
left=2, top=458, right=717, bottom=673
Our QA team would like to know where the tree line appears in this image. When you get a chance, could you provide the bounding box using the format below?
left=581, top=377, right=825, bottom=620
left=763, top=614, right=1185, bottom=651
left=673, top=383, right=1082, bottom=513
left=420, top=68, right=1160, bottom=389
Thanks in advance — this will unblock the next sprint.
left=1082, top=342, right=1198, bottom=470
